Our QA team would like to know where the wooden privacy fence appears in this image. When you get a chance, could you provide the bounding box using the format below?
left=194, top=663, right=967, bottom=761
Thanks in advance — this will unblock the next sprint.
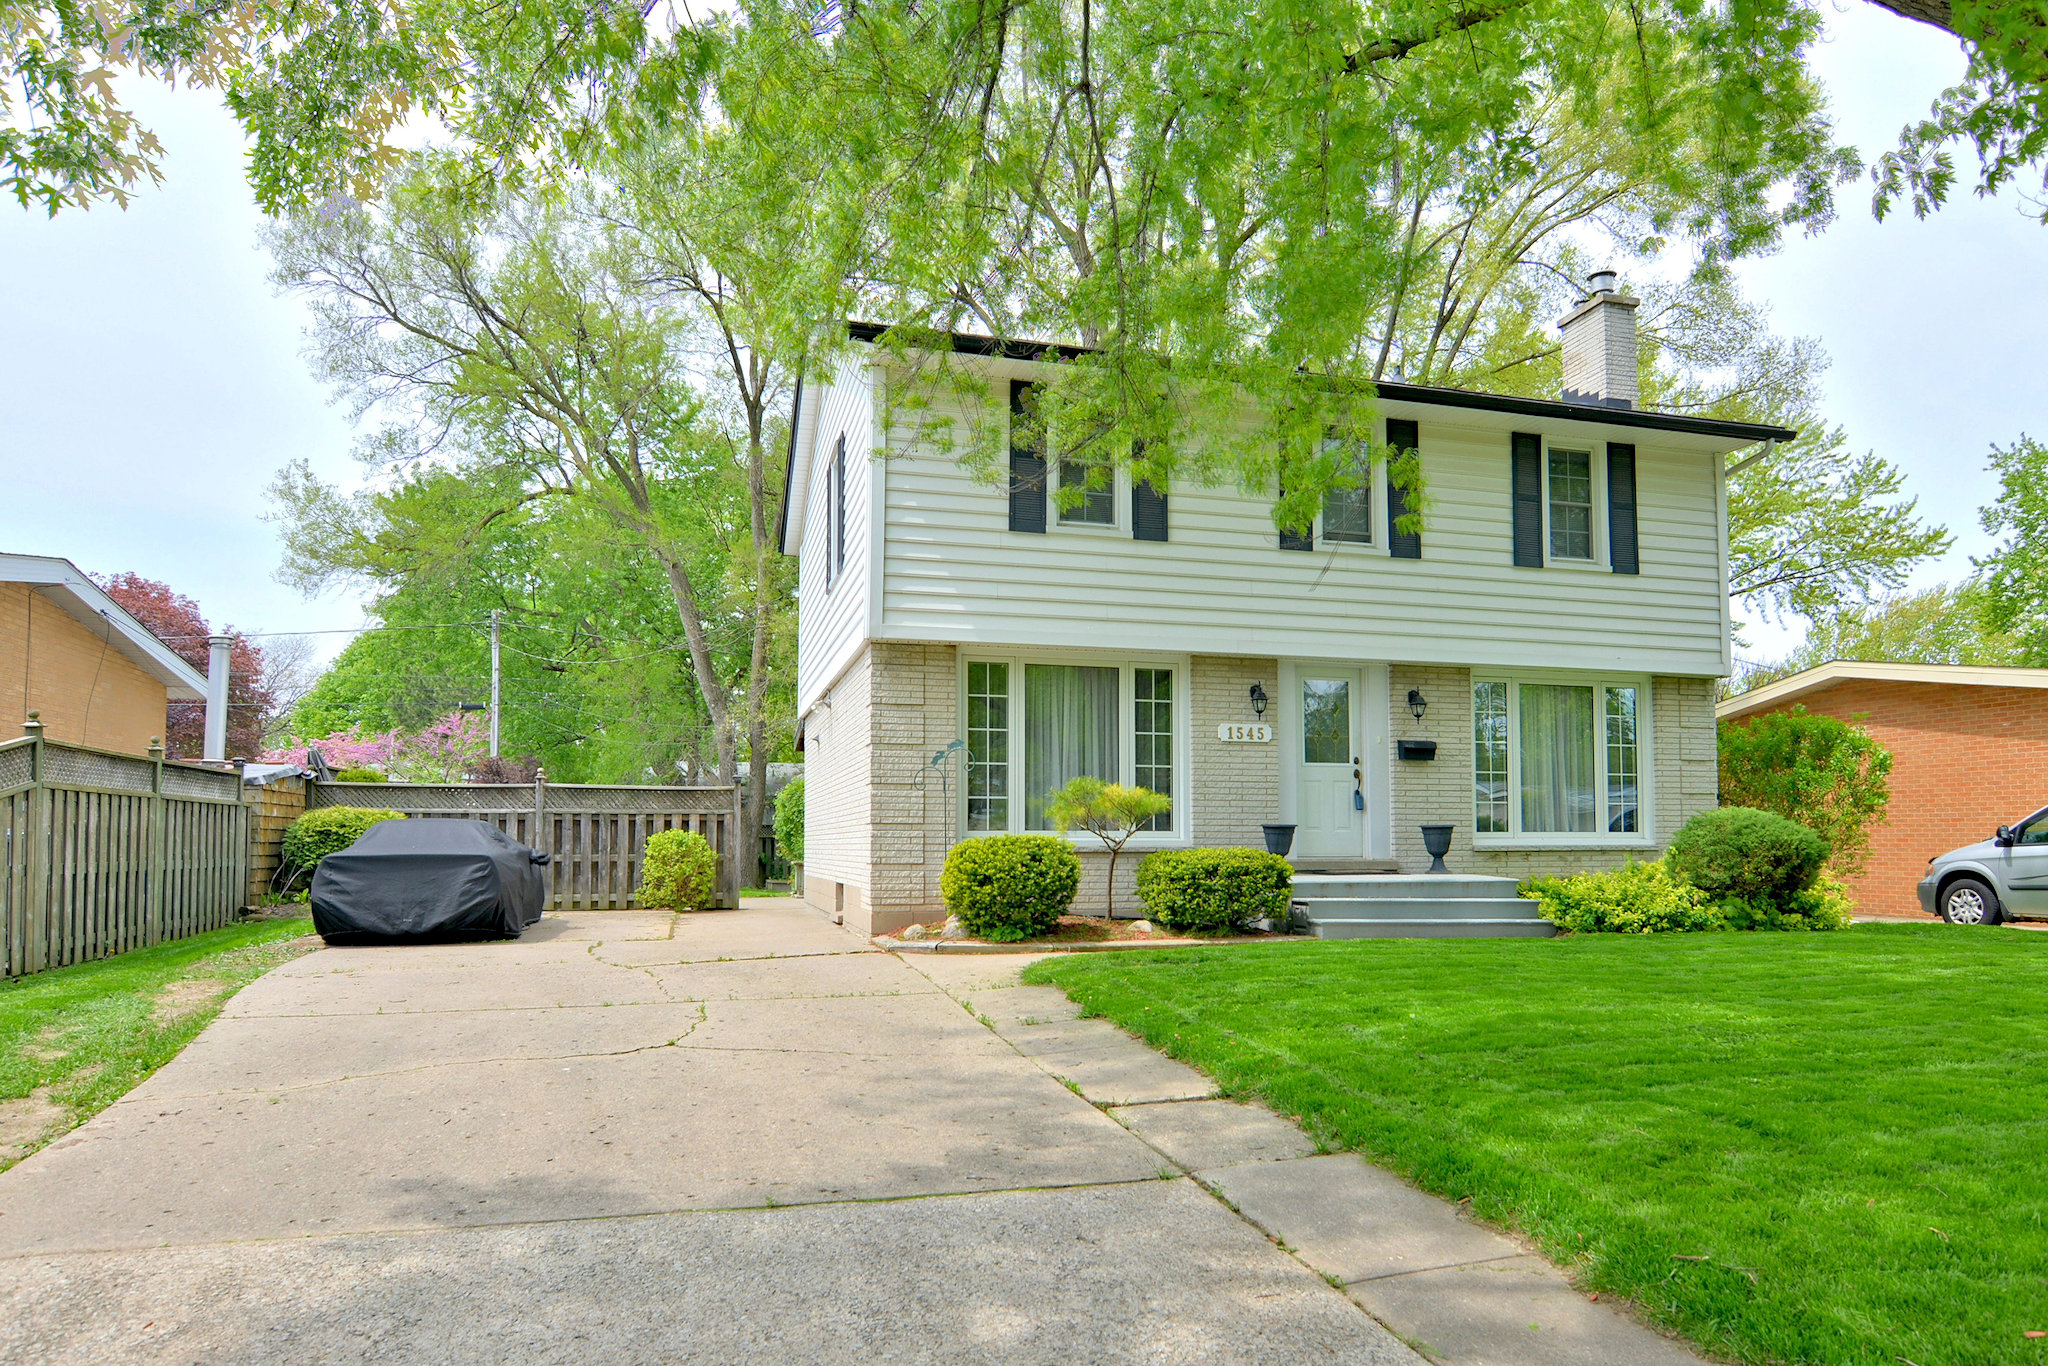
left=307, top=776, right=740, bottom=910
left=0, top=721, right=248, bottom=978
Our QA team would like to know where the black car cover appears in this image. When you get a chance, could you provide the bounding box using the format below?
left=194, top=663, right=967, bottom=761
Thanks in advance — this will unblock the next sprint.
left=312, top=819, right=549, bottom=941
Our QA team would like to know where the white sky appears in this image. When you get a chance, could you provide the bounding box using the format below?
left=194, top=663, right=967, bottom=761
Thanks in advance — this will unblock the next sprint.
left=0, top=2, right=2041, bottom=668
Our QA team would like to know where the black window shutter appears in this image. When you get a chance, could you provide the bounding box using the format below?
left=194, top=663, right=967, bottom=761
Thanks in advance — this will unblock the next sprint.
left=1133, top=478, right=1168, bottom=542
left=1608, top=442, right=1639, bottom=575
left=1008, top=380, right=1047, bottom=533
left=1511, top=432, right=1544, bottom=568
left=1386, top=418, right=1421, bottom=559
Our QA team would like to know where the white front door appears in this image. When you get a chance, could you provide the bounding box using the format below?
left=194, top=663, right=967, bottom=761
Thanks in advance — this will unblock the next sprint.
left=1294, top=670, right=1364, bottom=858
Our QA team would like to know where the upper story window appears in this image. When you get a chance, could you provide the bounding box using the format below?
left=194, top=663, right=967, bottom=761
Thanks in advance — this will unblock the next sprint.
left=1547, top=448, right=1594, bottom=561
left=1473, top=674, right=1646, bottom=842
left=1057, top=458, right=1116, bottom=526
left=826, top=435, right=848, bottom=587
left=964, top=656, right=1182, bottom=838
left=1321, top=444, right=1374, bottom=545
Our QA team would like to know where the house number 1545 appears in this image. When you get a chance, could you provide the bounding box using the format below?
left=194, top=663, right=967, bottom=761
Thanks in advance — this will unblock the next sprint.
left=1216, top=723, right=1273, bottom=743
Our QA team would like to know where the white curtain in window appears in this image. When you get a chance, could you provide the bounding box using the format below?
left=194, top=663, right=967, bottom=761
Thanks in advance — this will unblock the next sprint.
left=1519, top=684, right=1595, bottom=832
left=1025, top=664, right=1119, bottom=828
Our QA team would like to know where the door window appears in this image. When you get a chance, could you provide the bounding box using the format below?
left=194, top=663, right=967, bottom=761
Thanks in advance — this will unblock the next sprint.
left=1302, top=680, right=1351, bottom=765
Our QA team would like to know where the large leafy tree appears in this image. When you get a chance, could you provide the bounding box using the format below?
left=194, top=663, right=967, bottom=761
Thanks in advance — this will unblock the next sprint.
left=1974, top=435, right=2048, bottom=661
left=267, top=158, right=795, bottom=871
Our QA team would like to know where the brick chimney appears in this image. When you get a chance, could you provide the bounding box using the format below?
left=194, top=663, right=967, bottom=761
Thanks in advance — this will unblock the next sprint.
left=1557, top=269, right=1639, bottom=410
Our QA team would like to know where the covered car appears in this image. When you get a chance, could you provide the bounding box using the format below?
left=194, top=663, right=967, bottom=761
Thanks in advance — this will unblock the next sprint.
left=312, top=818, right=550, bottom=942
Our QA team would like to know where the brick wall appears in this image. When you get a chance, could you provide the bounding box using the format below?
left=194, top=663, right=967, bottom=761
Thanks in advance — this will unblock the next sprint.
left=1385, top=666, right=1717, bottom=879
left=1732, top=681, right=2048, bottom=917
left=866, top=641, right=958, bottom=934
left=245, top=774, right=309, bottom=906
left=3, top=583, right=170, bottom=756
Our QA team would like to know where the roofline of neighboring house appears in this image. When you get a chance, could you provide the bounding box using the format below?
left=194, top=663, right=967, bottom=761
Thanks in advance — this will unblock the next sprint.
left=1717, top=659, right=2048, bottom=721
left=842, top=320, right=1802, bottom=446
left=0, top=553, right=209, bottom=700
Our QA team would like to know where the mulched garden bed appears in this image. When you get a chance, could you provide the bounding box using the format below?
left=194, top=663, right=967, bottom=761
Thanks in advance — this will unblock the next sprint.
left=877, top=914, right=1301, bottom=954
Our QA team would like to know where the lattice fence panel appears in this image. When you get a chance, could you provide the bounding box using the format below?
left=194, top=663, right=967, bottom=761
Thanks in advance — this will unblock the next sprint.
left=40, top=746, right=155, bottom=796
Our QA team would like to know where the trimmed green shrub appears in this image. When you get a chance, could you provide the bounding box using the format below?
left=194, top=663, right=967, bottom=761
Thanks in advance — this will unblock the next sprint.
left=1135, top=847, right=1293, bottom=934
left=1520, top=860, right=1723, bottom=934
left=774, top=777, right=805, bottom=865
left=1717, top=875, right=1856, bottom=932
left=332, top=767, right=387, bottom=783
left=1668, top=806, right=1830, bottom=909
left=941, top=835, right=1080, bottom=942
left=640, top=830, right=720, bottom=911
left=281, top=807, right=407, bottom=874
left=1719, top=706, right=1892, bottom=877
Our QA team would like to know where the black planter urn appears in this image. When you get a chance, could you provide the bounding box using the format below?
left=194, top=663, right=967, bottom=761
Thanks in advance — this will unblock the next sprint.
left=1262, top=823, right=1297, bottom=857
left=1419, top=824, right=1454, bottom=874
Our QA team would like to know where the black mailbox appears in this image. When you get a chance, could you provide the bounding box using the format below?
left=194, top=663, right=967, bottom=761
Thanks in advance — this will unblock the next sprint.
left=1396, top=739, right=1438, bottom=761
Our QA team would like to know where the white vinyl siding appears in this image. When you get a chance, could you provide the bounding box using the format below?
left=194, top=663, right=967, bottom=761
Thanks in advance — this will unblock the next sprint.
left=878, top=373, right=1728, bottom=677
left=795, top=355, right=877, bottom=715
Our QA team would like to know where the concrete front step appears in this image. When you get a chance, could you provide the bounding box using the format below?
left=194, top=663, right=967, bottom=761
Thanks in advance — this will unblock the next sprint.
left=1300, top=896, right=1547, bottom=922
left=1304, top=917, right=1558, bottom=940
left=1291, top=872, right=1556, bottom=940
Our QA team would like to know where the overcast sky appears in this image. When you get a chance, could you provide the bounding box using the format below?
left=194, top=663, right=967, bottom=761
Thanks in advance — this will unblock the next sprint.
left=1, top=3, right=2042, bottom=667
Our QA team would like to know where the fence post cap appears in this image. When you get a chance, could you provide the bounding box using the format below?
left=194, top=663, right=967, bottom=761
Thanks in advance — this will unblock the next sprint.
left=23, top=712, right=43, bottom=737
left=148, top=737, right=165, bottom=759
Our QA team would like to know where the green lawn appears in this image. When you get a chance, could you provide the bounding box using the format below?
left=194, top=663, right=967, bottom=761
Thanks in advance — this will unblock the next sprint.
left=0, top=917, right=318, bottom=1172
left=1025, top=926, right=2048, bottom=1366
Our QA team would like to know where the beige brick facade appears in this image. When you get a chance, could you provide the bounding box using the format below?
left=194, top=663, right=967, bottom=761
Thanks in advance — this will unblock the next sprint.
left=3, top=582, right=170, bottom=756
left=1386, top=665, right=1718, bottom=879
left=805, top=647, right=1719, bottom=934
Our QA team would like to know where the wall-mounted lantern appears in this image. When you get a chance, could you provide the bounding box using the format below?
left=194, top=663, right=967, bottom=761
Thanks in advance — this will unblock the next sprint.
left=1406, top=688, right=1428, bottom=722
left=1249, top=683, right=1268, bottom=717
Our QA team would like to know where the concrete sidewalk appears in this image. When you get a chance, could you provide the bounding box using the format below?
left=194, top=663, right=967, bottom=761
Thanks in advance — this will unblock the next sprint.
left=0, top=901, right=1417, bottom=1365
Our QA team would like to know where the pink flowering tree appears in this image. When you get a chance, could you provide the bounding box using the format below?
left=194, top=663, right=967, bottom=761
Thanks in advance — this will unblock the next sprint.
left=262, top=711, right=490, bottom=782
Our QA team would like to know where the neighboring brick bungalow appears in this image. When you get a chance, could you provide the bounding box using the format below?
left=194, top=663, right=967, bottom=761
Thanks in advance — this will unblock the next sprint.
left=1717, top=661, right=2048, bottom=918
left=2, top=553, right=208, bottom=755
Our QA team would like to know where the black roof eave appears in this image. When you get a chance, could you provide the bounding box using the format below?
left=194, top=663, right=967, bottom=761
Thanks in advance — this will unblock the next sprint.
left=842, top=320, right=1798, bottom=446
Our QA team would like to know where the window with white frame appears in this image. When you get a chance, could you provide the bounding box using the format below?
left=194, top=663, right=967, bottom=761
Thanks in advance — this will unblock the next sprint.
left=964, top=658, right=1181, bottom=836
left=1057, top=458, right=1116, bottom=526
left=1472, top=676, right=1645, bottom=839
left=1547, top=448, right=1593, bottom=561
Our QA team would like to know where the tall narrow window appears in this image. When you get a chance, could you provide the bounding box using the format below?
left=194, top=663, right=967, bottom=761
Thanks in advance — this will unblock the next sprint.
left=1321, top=442, right=1373, bottom=544
left=1133, top=667, right=1173, bottom=829
left=1520, top=684, right=1596, bottom=833
left=1301, top=680, right=1351, bottom=765
left=1058, top=459, right=1115, bottom=525
left=966, top=662, right=1010, bottom=831
left=830, top=435, right=848, bottom=582
left=1023, top=664, right=1119, bottom=828
left=1547, top=449, right=1592, bottom=561
left=1605, top=686, right=1639, bottom=833
left=1474, top=681, right=1509, bottom=834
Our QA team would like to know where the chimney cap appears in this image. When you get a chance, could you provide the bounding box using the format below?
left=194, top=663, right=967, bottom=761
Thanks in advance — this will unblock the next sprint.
left=1586, top=268, right=1619, bottom=296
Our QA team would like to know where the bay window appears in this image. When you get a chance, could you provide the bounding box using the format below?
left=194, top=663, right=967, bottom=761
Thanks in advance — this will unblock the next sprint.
left=965, top=657, right=1183, bottom=837
left=1472, top=675, right=1646, bottom=841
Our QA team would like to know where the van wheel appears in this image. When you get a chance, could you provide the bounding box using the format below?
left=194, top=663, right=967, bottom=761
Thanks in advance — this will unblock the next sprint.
left=1940, top=877, right=2003, bottom=926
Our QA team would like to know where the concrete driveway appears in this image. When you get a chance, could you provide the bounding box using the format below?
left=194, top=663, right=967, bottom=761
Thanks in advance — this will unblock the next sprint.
left=0, top=900, right=1419, bottom=1364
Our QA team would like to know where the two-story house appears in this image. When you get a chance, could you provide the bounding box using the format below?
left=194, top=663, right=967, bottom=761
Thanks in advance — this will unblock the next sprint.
left=780, top=277, right=1795, bottom=937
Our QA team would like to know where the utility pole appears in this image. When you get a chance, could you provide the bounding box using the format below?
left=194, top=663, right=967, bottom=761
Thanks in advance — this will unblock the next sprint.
left=489, top=610, right=502, bottom=759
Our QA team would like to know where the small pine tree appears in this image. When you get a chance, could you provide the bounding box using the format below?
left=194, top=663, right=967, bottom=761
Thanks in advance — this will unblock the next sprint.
left=1045, top=777, right=1172, bottom=919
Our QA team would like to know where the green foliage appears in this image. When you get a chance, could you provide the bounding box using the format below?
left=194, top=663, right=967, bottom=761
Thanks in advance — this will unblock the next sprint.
left=332, top=767, right=387, bottom=783
left=1135, top=848, right=1293, bottom=935
left=1977, top=436, right=2048, bottom=663
left=280, top=807, right=407, bottom=874
left=1747, top=583, right=2022, bottom=677
left=1717, top=876, right=1856, bottom=932
left=773, top=777, right=805, bottom=865
left=1044, top=777, right=1172, bottom=917
left=940, top=836, right=1080, bottom=943
left=639, top=830, right=721, bottom=911
left=1520, top=861, right=1723, bottom=935
left=1718, top=708, right=1892, bottom=877
left=1668, top=807, right=1830, bottom=909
